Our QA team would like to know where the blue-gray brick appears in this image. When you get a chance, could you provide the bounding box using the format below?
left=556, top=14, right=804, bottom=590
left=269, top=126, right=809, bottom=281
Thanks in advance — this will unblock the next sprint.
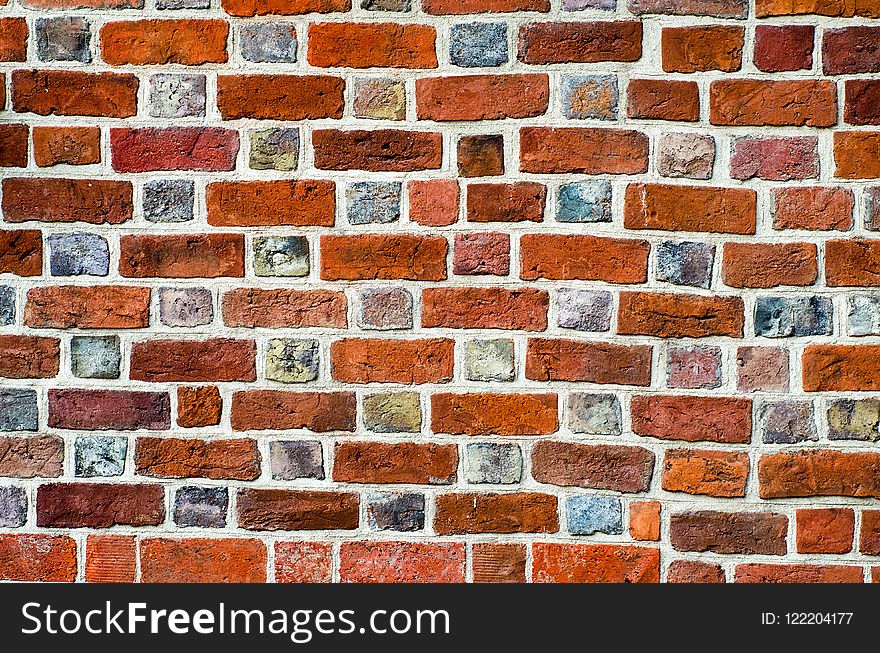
left=758, top=401, right=818, bottom=444
left=357, top=288, right=413, bottom=330
left=561, top=75, right=617, bottom=120
left=755, top=296, right=833, bottom=338
left=450, top=23, right=508, bottom=68
left=0, top=286, right=14, bottom=326
left=0, top=487, right=26, bottom=528
left=48, top=233, right=108, bottom=276
left=240, top=23, right=297, bottom=63
left=367, top=493, right=424, bottom=531
left=569, top=393, right=621, bottom=436
left=143, top=179, right=194, bottom=223
left=464, top=339, right=515, bottom=382
left=71, top=336, right=120, bottom=379
left=465, top=442, right=522, bottom=484
left=0, top=389, right=38, bottom=431
left=36, top=17, right=91, bottom=63
left=253, top=236, right=309, bottom=277
left=556, top=180, right=612, bottom=223
left=656, top=241, right=715, bottom=289
left=75, top=436, right=127, bottom=477
left=346, top=181, right=401, bottom=225
left=174, top=486, right=228, bottom=528
left=557, top=289, right=612, bottom=332
left=270, top=440, right=324, bottom=480
left=148, top=74, right=206, bottom=118
left=158, top=287, right=214, bottom=327
left=567, top=495, right=623, bottom=535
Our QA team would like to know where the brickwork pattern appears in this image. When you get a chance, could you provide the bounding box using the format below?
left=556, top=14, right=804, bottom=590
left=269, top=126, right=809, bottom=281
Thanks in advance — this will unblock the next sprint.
left=1, top=0, right=880, bottom=583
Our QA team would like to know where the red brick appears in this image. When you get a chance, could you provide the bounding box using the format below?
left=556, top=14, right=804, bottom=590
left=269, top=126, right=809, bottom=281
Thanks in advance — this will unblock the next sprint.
left=826, top=240, right=880, bottom=287
left=308, top=22, right=437, bottom=68
left=424, top=0, right=548, bottom=11
left=667, top=560, right=725, bottom=583
left=618, top=292, right=745, bottom=338
left=627, top=79, right=700, bottom=121
left=37, top=483, right=165, bottom=528
left=217, top=75, right=344, bottom=120
left=662, top=25, right=743, bottom=73
left=773, top=187, right=854, bottom=231
left=130, top=338, right=256, bottom=383
left=631, top=395, right=752, bottom=443
left=710, top=79, right=837, bottom=126
left=630, top=501, right=661, bottom=541
left=860, top=510, right=880, bottom=555
left=2, top=178, right=133, bottom=224
left=0, top=18, right=27, bottom=62
left=135, top=437, right=261, bottom=481
left=141, top=538, right=266, bottom=583
left=730, top=136, right=819, bottom=181
left=662, top=448, right=750, bottom=497
left=0, top=335, right=60, bottom=379
left=331, top=338, right=454, bottom=384
left=0, top=535, right=76, bottom=582
left=823, top=27, right=880, bottom=75
left=630, top=0, right=746, bottom=16
left=0, top=435, right=63, bottom=478
left=520, top=127, right=648, bottom=174
left=670, top=510, right=788, bottom=554
left=416, top=74, right=549, bottom=121
left=48, top=389, right=170, bottom=431
left=25, top=285, right=150, bottom=329
left=518, top=21, right=642, bottom=64
left=759, top=450, right=880, bottom=498
left=101, top=19, right=228, bottom=65
left=526, top=338, right=652, bottom=385
left=0, top=229, right=42, bottom=276
left=231, top=390, right=356, bottom=432
left=756, top=0, right=880, bottom=16
left=533, top=543, right=659, bottom=583
left=797, top=508, right=855, bottom=554
left=421, top=287, right=548, bottom=330
left=432, top=393, right=558, bottom=436
left=624, top=183, right=756, bottom=234
left=111, top=128, right=239, bottom=173
left=722, top=242, right=818, bottom=288
left=221, top=0, right=350, bottom=15
left=466, top=182, right=546, bottom=223
left=333, top=441, right=458, bottom=484
left=206, top=180, right=335, bottom=227
left=521, top=234, right=650, bottom=283
left=33, top=126, right=101, bottom=167
left=313, top=129, right=441, bottom=171
left=13, top=70, right=138, bottom=118
left=472, top=543, right=527, bottom=583
left=531, top=441, right=654, bottom=492
left=222, top=288, right=347, bottom=328
left=274, top=542, right=332, bottom=583
left=735, top=564, right=863, bottom=583
left=320, top=234, right=447, bottom=281
left=408, top=180, right=459, bottom=226
left=85, top=535, right=136, bottom=583
left=435, top=492, right=558, bottom=534
left=754, top=25, right=814, bottom=72
left=834, top=131, right=880, bottom=179
left=339, top=542, right=465, bottom=583
left=845, top=80, right=880, bottom=125
left=119, top=234, right=244, bottom=278
left=237, top=489, right=359, bottom=530
left=0, top=124, right=27, bottom=167
left=453, top=232, right=510, bottom=276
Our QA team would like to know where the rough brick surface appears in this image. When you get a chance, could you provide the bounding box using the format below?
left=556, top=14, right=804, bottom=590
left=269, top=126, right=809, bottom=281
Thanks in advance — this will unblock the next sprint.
left=1, top=0, right=876, bottom=585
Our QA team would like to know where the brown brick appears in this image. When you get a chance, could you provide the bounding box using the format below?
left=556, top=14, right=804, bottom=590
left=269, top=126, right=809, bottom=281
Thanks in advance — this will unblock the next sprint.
left=313, top=129, right=441, bottom=172
left=722, top=242, right=818, bottom=288
left=834, top=131, right=880, bottom=179
left=531, top=440, right=654, bottom=492
left=48, top=389, right=170, bottom=431
left=221, top=0, right=350, bottom=16
left=222, top=288, right=347, bottom=328
left=670, top=510, right=788, bottom=554
left=710, top=79, right=837, bottom=126
left=0, top=335, right=59, bottom=379
left=231, top=390, right=356, bottom=432
left=466, top=182, right=546, bottom=223
left=25, top=286, right=150, bottom=329
left=662, top=25, right=744, bottom=72
left=520, top=127, right=649, bottom=174
left=2, top=178, right=133, bottom=224
left=434, top=492, right=558, bottom=534
left=13, top=70, right=138, bottom=118
left=320, top=234, right=447, bottom=281
left=533, top=543, right=659, bottom=583
left=668, top=560, right=725, bottom=583
left=627, top=79, right=700, bottom=121
left=631, top=395, right=752, bottom=443
left=33, top=126, right=101, bottom=167
left=333, top=441, right=458, bottom=484
left=518, top=21, right=642, bottom=64
left=0, top=435, right=64, bottom=478
left=37, top=483, right=165, bottom=528
left=416, top=74, right=549, bottom=121
left=119, top=234, right=245, bottom=278
left=131, top=338, right=256, bottom=383
left=472, top=543, right=527, bottom=583
left=135, top=437, right=261, bottom=481
left=422, top=287, right=548, bottom=330
left=141, top=538, right=266, bottom=583
left=237, top=489, right=359, bottom=530
left=217, top=75, right=344, bottom=120
left=525, top=338, right=652, bottom=385
left=0, top=230, right=42, bottom=276
left=0, top=124, right=27, bottom=167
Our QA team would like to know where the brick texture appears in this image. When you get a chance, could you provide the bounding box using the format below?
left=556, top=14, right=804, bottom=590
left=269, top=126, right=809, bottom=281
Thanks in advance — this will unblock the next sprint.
left=0, top=0, right=874, bottom=585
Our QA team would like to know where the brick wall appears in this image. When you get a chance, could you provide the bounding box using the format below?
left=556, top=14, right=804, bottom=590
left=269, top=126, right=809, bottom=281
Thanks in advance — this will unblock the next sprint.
left=0, top=0, right=879, bottom=584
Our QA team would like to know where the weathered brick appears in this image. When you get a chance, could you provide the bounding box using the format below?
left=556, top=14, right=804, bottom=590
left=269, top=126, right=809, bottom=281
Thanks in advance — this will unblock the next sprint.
left=710, top=79, right=837, bottom=127
left=521, top=235, right=649, bottom=283
left=135, top=437, right=261, bottom=480
left=206, top=180, right=336, bottom=228
left=722, top=242, right=818, bottom=288
left=520, top=127, right=648, bottom=174
left=321, top=234, right=447, bottom=281
left=13, top=70, right=138, bottom=118
left=217, top=75, right=344, bottom=120
left=48, top=389, right=170, bottom=431
left=111, top=128, right=239, bottom=173
left=231, top=390, right=356, bottom=432
left=334, top=441, right=457, bottom=484
left=525, top=338, right=652, bottom=385
left=662, top=449, right=750, bottom=497
left=237, top=489, right=359, bottom=530
left=773, top=187, right=854, bottom=231
left=624, top=183, right=756, bottom=234
left=618, top=292, right=744, bottom=338
left=518, top=21, right=642, bottom=64
left=308, top=22, right=437, bottom=68
left=735, top=563, right=863, bottom=584
left=435, top=492, right=558, bottom=534
left=533, top=543, right=659, bottom=583
left=339, top=541, right=465, bottom=582
left=754, top=25, right=814, bottom=72
left=797, top=508, right=854, bottom=554
left=432, top=393, right=557, bottom=436
left=631, top=395, right=752, bottom=443
left=661, top=25, right=743, bottom=73
left=834, top=132, right=880, bottom=179
left=759, top=450, right=880, bottom=498
left=37, top=483, right=165, bottom=528
left=0, top=535, right=76, bottom=582
left=101, top=20, right=228, bottom=65
left=670, top=510, right=788, bottom=555
left=627, top=79, right=700, bottom=122
left=119, top=234, right=244, bottom=278
left=313, top=129, right=442, bottom=172
left=3, top=178, right=133, bottom=224
left=416, top=74, right=549, bottom=121
left=131, top=338, right=256, bottom=382
left=531, top=441, right=654, bottom=492
left=730, top=136, right=819, bottom=181
left=422, top=287, right=548, bottom=330
left=0, top=435, right=63, bottom=478
left=141, top=538, right=266, bottom=583
left=275, top=542, right=332, bottom=583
